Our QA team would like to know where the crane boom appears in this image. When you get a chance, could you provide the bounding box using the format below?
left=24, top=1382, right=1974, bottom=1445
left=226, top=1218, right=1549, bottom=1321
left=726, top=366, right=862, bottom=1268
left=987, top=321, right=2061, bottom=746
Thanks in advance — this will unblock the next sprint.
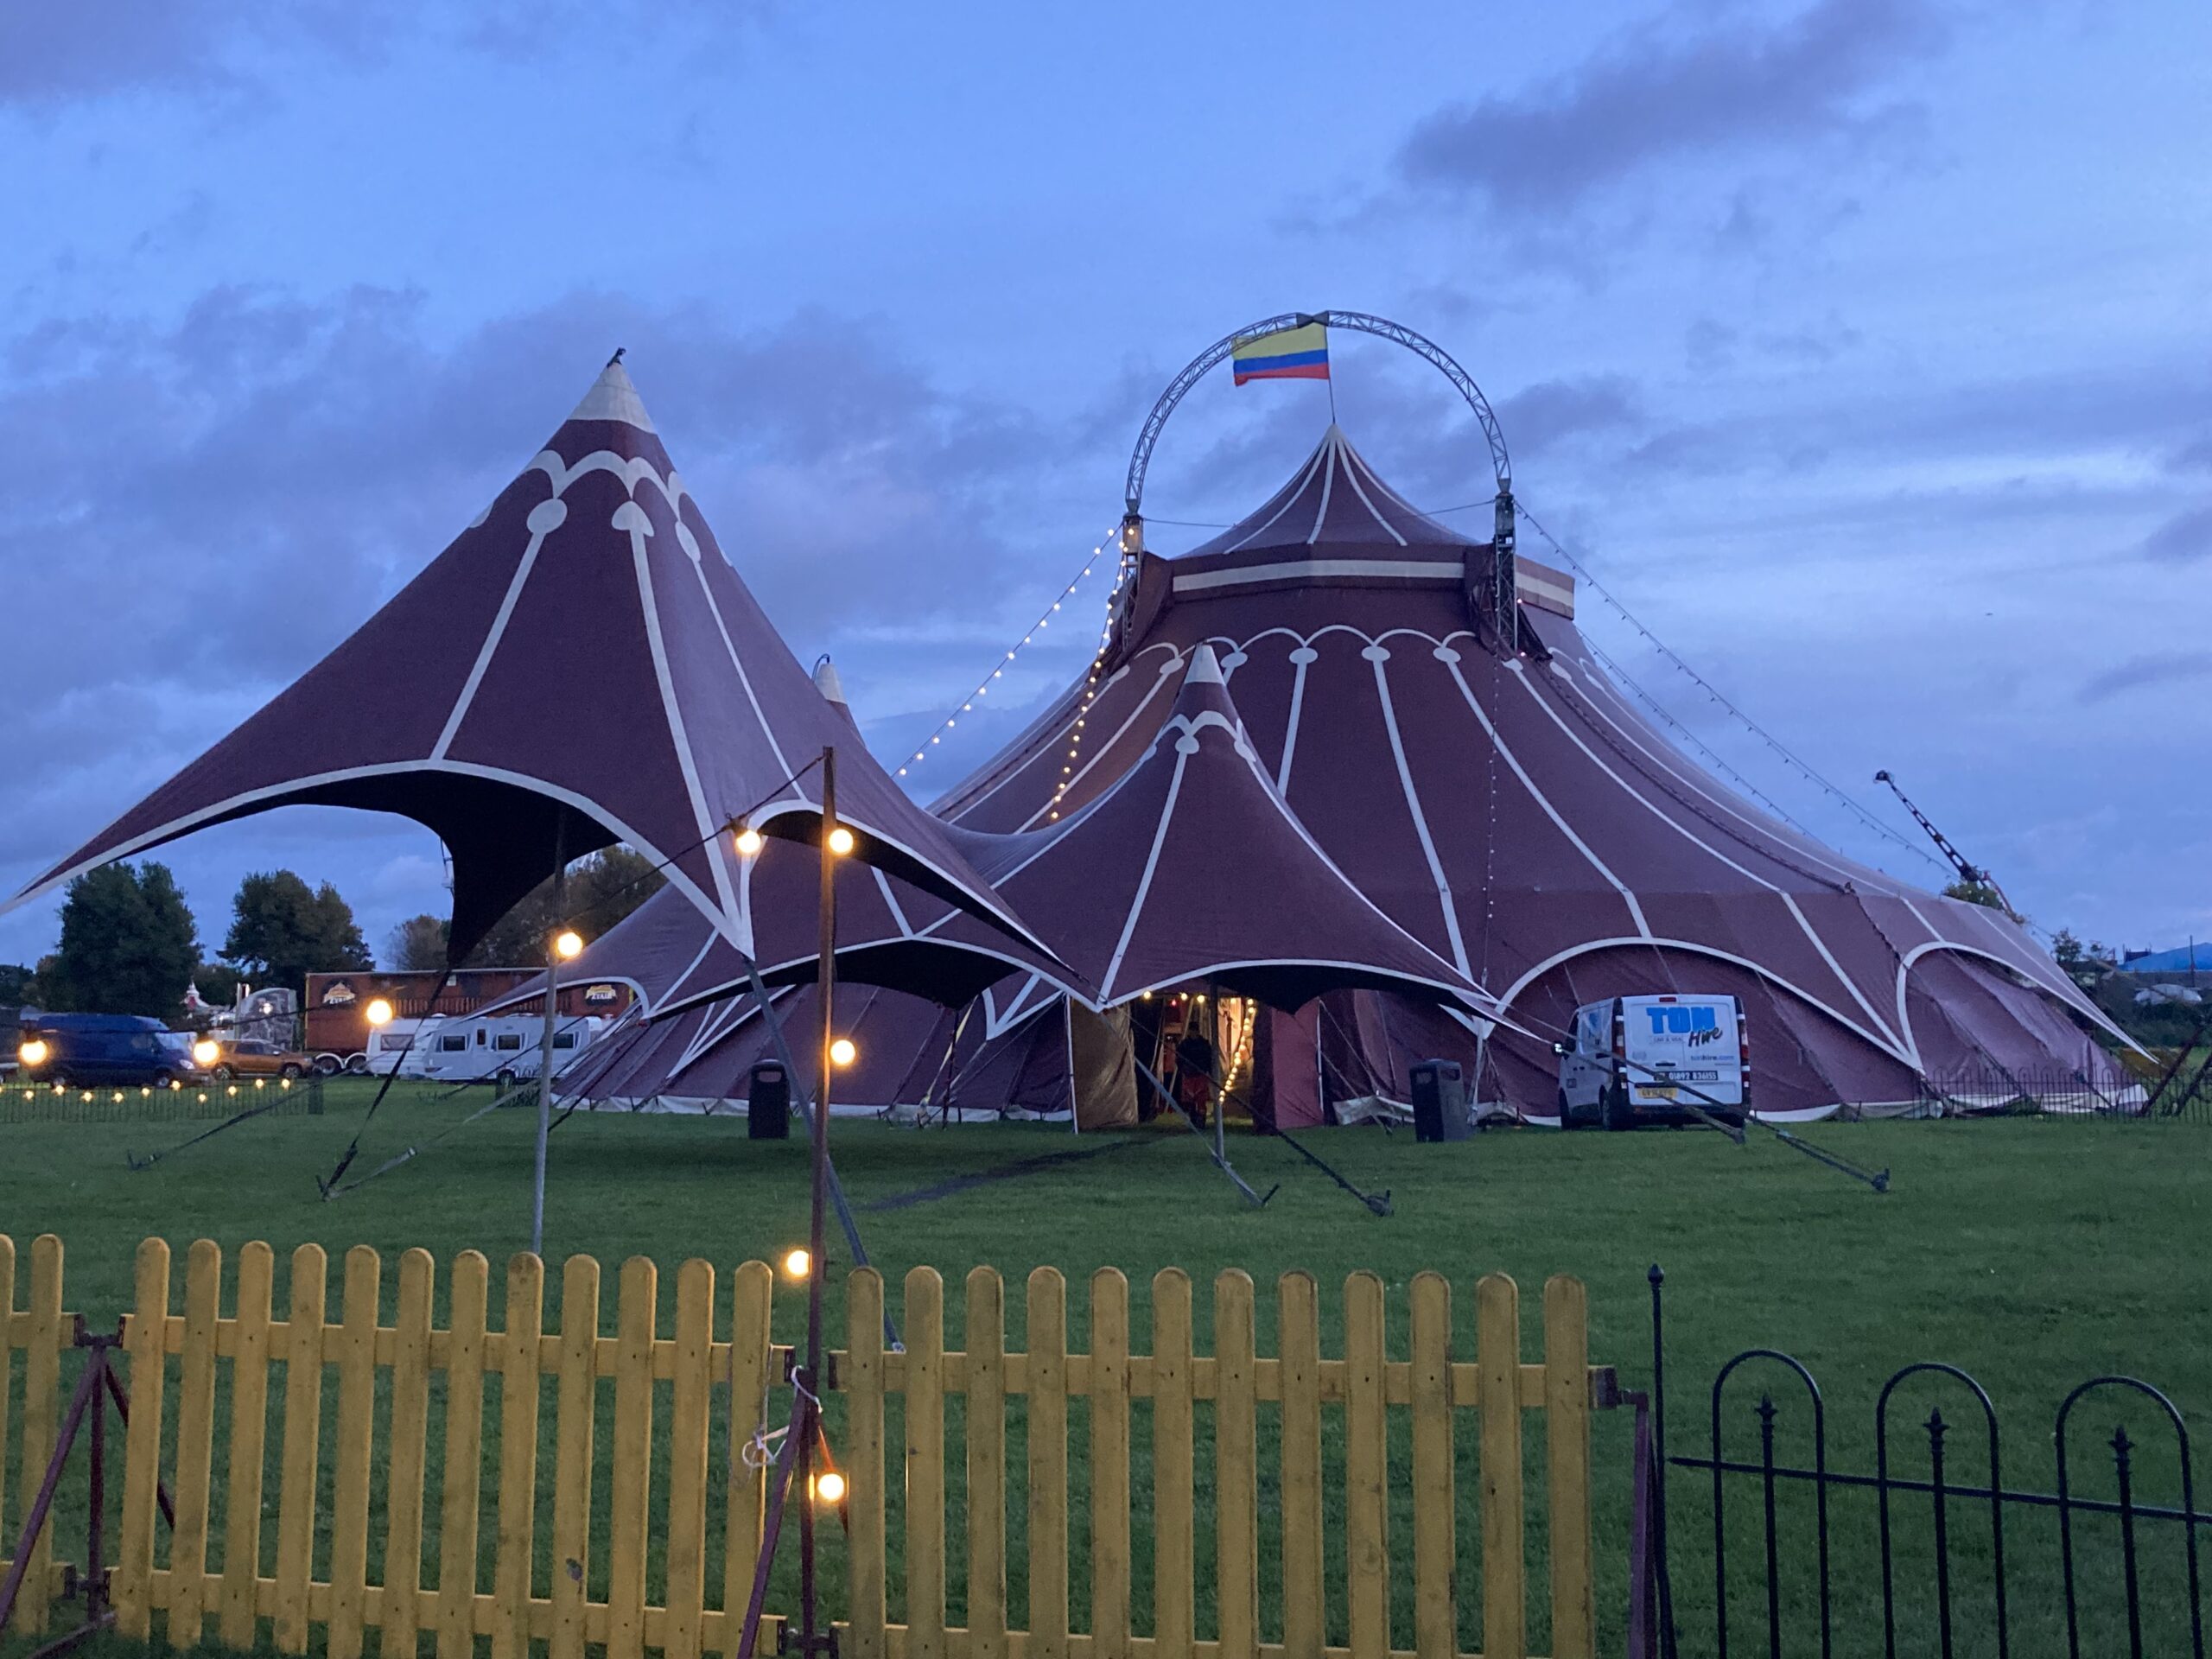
left=1872, top=770, right=2017, bottom=917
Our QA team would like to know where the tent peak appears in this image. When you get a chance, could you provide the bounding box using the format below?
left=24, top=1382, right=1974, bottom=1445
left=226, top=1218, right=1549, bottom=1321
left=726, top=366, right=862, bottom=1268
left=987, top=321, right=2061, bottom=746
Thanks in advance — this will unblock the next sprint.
left=813, top=656, right=849, bottom=707
left=567, top=357, right=657, bottom=433
left=1185, top=643, right=1226, bottom=685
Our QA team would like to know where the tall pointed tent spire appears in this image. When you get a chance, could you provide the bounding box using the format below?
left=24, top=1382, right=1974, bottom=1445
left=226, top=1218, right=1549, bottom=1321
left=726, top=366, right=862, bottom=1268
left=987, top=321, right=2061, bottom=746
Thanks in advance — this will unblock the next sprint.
left=6, top=359, right=1058, bottom=967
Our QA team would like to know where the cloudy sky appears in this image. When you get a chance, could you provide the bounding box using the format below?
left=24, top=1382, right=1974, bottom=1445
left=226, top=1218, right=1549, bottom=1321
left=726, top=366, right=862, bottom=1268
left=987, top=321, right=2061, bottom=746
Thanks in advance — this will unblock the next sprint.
left=1, top=0, right=2203, bottom=972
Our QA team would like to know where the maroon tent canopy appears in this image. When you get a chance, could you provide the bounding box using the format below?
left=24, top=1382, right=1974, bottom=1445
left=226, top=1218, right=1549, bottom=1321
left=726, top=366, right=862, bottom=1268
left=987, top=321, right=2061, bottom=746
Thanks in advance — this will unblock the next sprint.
left=6, top=359, right=1053, bottom=967
left=960, top=645, right=1500, bottom=1013
left=912, top=425, right=2131, bottom=1122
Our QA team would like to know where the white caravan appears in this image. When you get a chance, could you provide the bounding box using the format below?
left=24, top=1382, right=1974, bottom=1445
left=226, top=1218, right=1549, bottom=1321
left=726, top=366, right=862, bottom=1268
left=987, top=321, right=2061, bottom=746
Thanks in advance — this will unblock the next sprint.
left=394, top=1014, right=607, bottom=1085
left=1556, top=994, right=1749, bottom=1128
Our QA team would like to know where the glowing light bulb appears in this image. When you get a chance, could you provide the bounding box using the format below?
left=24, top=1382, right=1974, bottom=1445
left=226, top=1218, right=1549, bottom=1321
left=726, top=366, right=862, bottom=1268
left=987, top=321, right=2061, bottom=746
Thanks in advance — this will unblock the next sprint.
left=18, top=1039, right=48, bottom=1066
left=827, top=826, right=855, bottom=855
left=555, top=929, right=585, bottom=960
left=830, top=1037, right=857, bottom=1067
left=734, top=824, right=765, bottom=856
left=193, top=1039, right=220, bottom=1065
left=783, top=1249, right=811, bottom=1279
left=365, top=999, right=395, bottom=1027
left=816, top=1471, right=848, bottom=1504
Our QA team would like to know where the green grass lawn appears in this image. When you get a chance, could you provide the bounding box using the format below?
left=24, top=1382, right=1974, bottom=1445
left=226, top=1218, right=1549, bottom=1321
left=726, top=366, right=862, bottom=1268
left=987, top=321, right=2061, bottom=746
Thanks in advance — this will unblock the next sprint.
left=2, top=1084, right=2206, bottom=1656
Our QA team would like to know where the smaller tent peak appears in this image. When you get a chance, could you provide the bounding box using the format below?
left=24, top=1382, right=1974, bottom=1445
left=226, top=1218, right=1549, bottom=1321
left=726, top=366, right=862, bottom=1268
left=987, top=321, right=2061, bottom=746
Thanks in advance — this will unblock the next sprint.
left=1185, top=644, right=1226, bottom=685
left=566, top=356, right=658, bottom=432
left=813, top=656, right=849, bottom=707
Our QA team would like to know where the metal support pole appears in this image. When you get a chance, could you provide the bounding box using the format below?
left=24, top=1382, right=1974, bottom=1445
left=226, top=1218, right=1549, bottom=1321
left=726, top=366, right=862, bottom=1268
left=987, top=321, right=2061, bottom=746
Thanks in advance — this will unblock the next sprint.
left=531, top=826, right=568, bottom=1259
left=1493, top=488, right=1518, bottom=654
left=798, top=746, right=838, bottom=1656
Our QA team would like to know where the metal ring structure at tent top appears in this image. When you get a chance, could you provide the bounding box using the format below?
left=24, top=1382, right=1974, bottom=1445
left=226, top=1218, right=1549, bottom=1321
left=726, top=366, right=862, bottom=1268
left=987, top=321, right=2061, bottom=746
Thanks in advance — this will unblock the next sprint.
left=1118, top=310, right=1523, bottom=649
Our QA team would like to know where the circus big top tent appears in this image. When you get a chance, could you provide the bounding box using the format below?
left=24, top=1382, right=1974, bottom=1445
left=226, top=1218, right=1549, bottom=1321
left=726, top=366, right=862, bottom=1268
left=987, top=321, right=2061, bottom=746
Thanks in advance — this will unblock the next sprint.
left=550, top=391, right=2133, bottom=1125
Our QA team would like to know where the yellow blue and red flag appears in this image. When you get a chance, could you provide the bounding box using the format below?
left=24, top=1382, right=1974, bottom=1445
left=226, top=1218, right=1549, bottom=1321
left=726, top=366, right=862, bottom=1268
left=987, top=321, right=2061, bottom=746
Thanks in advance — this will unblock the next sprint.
left=1231, top=321, right=1330, bottom=385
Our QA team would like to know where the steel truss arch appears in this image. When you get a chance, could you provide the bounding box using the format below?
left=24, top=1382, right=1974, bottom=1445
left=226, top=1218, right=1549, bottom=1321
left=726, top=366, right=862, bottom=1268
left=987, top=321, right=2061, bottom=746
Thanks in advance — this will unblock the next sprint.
left=1122, top=310, right=1512, bottom=516
left=1119, top=311, right=1522, bottom=657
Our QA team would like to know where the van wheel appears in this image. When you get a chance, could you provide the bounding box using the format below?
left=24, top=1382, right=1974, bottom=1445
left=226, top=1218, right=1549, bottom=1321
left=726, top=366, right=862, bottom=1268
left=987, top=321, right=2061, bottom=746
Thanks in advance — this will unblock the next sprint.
left=1605, top=1087, right=1634, bottom=1132
left=212, top=1064, right=236, bottom=1082
left=151, top=1069, right=174, bottom=1089
left=280, top=1063, right=302, bottom=1081
left=1556, top=1089, right=1579, bottom=1128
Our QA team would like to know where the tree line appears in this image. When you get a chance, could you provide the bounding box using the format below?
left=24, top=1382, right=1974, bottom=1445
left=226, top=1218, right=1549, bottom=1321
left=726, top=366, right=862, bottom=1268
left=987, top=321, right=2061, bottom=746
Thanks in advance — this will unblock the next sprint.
left=3, top=849, right=663, bottom=1025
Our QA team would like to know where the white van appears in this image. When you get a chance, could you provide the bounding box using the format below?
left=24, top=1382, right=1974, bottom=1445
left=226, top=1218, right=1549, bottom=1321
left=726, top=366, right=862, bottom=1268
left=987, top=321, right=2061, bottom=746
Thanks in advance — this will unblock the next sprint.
left=397, top=1014, right=607, bottom=1086
left=1557, top=995, right=1749, bottom=1128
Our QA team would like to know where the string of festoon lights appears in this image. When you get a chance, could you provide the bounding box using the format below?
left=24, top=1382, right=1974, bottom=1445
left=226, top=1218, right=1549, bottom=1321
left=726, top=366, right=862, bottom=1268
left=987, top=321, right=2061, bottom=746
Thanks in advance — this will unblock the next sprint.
left=894, top=525, right=1124, bottom=781
left=1046, top=540, right=1137, bottom=822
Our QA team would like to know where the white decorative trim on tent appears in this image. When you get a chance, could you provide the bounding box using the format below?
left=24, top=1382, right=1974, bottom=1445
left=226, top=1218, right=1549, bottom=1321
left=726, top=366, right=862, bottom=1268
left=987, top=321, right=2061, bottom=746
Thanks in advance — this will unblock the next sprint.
left=1305, top=434, right=1339, bottom=546
left=433, top=499, right=566, bottom=760
left=619, top=499, right=747, bottom=943
left=1172, top=557, right=1464, bottom=595
left=1438, top=652, right=1651, bottom=938
left=1368, top=647, right=1472, bottom=978
left=1225, top=442, right=1332, bottom=554
left=1502, top=658, right=1906, bottom=1051
left=568, top=360, right=658, bottom=431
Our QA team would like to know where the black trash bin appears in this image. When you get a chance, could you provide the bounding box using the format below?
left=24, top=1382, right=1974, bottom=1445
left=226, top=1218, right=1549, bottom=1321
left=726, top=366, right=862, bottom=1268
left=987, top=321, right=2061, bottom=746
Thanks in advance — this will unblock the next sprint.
left=1408, top=1058, right=1471, bottom=1142
left=747, top=1059, right=791, bottom=1140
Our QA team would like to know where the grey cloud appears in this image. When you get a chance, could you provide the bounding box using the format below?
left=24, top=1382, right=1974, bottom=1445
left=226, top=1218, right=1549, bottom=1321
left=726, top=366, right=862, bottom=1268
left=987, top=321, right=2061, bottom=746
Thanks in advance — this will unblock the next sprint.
left=2080, top=650, right=2212, bottom=704
left=1496, top=375, right=1644, bottom=460
left=0, top=3, right=760, bottom=107
left=1395, top=0, right=1948, bottom=209
left=2167, top=435, right=2212, bottom=474
left=2139, top=505, right=2212, bottom=563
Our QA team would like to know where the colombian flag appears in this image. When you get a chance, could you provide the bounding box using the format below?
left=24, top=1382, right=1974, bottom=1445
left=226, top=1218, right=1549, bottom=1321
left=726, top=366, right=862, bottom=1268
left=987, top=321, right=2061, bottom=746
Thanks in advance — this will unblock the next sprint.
left=1231, top=321, right=1330, bottom=385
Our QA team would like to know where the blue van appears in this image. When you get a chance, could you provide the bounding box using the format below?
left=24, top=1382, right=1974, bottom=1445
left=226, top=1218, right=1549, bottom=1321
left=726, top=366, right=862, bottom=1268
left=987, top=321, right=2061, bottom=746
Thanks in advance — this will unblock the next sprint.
left=16, top=1014, right=206, bottom=1087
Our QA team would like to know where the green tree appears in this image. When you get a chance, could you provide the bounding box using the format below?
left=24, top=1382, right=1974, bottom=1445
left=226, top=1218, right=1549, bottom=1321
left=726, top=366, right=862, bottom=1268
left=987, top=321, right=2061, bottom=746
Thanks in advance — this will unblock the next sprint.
left=41, top=861, right=200, bottom=1019
left=0, top=962, right=43, bottom=1009
left=221, top=870, right=374, bottom=995
left=1942, top=878, right=2007, bottom=911
left=386, top=914, right=451, bottom=972
left=467, top=847, right=664, bottom=966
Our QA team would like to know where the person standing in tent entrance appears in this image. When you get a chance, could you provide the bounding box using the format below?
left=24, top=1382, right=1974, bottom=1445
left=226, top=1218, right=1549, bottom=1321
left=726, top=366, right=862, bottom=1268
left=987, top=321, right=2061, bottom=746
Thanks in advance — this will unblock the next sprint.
left=1173, top=1027, right=1217, bottom=1126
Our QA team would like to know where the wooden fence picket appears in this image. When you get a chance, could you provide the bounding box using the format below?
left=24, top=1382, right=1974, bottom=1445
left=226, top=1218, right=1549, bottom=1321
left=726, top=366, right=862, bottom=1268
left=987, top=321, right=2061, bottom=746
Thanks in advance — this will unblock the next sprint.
left=664, top=1258, right=715, bottom=1659
left=58, top=1236, right=1609, bottom=1659
left=1152, top=1269, right=1195, bottom=1659
left=905, top=1267, right=947, bottom=1659
left=494, top=1252, right=547, bottom=1659
left=1212, top=1270, right=1259, bottom=1659
left=117, top=1236, right=171, bottom=1640
left=168, top=1238, right=221, bottom=1646
left=12, top=1236, right=66, bottom=1637
left=1278, top=1271, right=1325, bottom=1659
left=1344, top=1271, right=1390, bottom=1659
left=1024, top=1268, right=1070, bottom=1659
left=1090, top=1269, right=1131, bottom=1659
left=550, top=1254, right=600, bottom=1659
left=327, top=1246, right=380, bottom=1659
left=725, top=1260, right=778, bottom=1659
left=607, top=1255, right=657, bottom=1659
left=965, top=1267, right=1007, bottom=1659
left=1477, top=1272, right=1526, bottom=1659
left=381, top=1248, right=435, bottom=1659
left=1408, top=1271, right=1456, bottom=1659
left=273, top=1243, right=328, bottom=1655
left=217, top=1241, right=274, bottom=1649
left=843, top=1268, right=887, bottom=1659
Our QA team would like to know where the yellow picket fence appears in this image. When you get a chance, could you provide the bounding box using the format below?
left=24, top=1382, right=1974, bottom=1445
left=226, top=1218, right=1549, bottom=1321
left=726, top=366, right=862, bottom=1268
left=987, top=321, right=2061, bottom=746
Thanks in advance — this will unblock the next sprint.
left=1, top=1238, right=1609, bottom=1659
left=0, top=1236, right=71, bottom=1634
left=842, top=1265, right=1601, bottom=1659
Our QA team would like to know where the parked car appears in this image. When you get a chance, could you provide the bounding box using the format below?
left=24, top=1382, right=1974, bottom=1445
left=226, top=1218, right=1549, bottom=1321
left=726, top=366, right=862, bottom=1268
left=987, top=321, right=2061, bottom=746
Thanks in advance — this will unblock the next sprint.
left=1556, top=993, right=1750, bottom=1128
left=200, top=1036, right=312, bottom=1081
left=16, top=1014, right=207, bottom=1088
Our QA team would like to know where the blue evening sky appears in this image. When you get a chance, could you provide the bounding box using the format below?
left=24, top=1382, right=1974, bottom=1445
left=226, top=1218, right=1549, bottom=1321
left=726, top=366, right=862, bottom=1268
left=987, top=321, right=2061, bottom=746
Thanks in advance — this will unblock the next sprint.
left=1, top=0, right=2204, bottom=970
